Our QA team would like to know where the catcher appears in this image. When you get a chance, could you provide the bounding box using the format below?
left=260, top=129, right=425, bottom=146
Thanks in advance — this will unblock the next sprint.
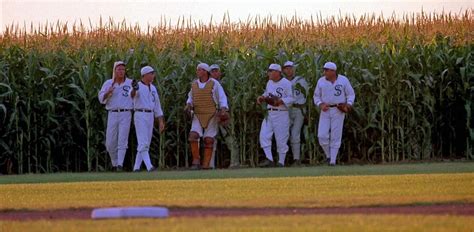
left=313, top=62, right=355, bottom=166
left=257, top=64, right=294, bottom=167
left=185, top=63, right=229, bottom=170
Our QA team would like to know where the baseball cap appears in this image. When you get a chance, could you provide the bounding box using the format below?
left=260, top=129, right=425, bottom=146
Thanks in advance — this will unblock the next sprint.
left=283, top=61, right=295, bottom=67
left=209, top=64, right=220, bottom=71
left=197, top=63, right=210, bottom=72
left=323, top=62, right=337, bottom=71
left=140, top=66, right=155, bottom=76
left=268, top=63, right=282, bottom=72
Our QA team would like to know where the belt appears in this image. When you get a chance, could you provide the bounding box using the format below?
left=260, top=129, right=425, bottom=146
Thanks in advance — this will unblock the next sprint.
left=328, top=103, right=346, bottom=107
left=110, top=109, right=132, bottom=112
left=135, top=109, right=153, bottom=113
left=268, top=108, right=288, bottom=111
left=292, top=104, right=306, bottom=109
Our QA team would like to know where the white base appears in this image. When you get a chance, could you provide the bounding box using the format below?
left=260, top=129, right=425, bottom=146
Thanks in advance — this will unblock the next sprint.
left=91, top=207, right=169, bottom=219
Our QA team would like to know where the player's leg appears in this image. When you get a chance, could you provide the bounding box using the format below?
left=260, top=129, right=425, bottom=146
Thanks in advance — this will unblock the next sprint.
left=259, top=116, right=274, bottom=163
left=274, top=111, right=290, bottom=166
left=290, top=109, right=304, bottom=162
left=210, top=125, right=225, bottom=169
left=329, top=109, right=346, bottom=165
left=189, top=115, right=203, bottom=169
left=202, top=116, right=219, bottom=169
left=133, top=113, right=144, bottom=171
left=140, top=113, right=155, bottom=171
left=105, top=112, right=119, bottom=167
left=117, top=111, right=132, bottom=168
left=318, top=110, right=331, bottom=162
left=221, top=125, right=240, bottom=167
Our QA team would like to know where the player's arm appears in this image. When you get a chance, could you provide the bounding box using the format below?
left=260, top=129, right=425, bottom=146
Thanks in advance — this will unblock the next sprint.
left=314, top=80, right=329, bottom=111
left=215, top=81, right=229, bottom=111
left=257, top=83, right=268, bottom=104
left=98, top=80, right=113, bottom=104
left=153, top=90, right=165, bottom=133
left=279, top=82, right=295, bottom=107
left=130, top=79, right=139, bottom=98
left=345, top=79, right=355, bottom=106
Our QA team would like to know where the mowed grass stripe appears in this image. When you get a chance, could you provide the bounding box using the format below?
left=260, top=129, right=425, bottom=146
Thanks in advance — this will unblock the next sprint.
left=1, top=173, right=473, bottom=210
left=1, top=215, right=474, bottom=232
left=1, top=162, right=473, bottom=185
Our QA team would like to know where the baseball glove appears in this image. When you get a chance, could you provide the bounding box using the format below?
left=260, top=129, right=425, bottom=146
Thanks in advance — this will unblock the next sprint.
left=132, top=79, right=139, bottom=90
left=337, top=103, right=351, bottom=113
left=217, top=110, right=230, bottom=126
left=264, top=93, right=280, bottom=106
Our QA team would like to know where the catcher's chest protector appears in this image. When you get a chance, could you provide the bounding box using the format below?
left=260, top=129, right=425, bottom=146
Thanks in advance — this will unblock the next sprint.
left=192, top=80, right=216, bottom=128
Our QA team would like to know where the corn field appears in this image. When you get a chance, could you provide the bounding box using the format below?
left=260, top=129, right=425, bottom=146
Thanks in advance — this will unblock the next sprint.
left=0, top=11, right=473, bottom=174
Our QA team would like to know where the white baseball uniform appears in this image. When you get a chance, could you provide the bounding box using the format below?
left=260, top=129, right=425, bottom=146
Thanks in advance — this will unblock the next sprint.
left=98, top=78, right=133, bottom=167
left=130, top=81, right=164, bottom=171
left=313, top=74, right=355, bottom=165
left=186, top=78, right=228, bottom=138
left=288, top=76, right=309, bottom=161
left=259, top=78, right=294, bottom=165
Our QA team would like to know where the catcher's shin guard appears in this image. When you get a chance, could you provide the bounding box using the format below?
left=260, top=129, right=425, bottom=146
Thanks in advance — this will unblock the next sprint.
left=190, top=141, right=200, bottom=165
left=202, top=137, right=214, bottom=169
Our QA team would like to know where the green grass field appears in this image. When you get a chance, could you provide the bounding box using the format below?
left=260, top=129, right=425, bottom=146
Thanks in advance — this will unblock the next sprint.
left=1, top=162, right=473, bottom=231
left=1, top=162, right=472, bottom=184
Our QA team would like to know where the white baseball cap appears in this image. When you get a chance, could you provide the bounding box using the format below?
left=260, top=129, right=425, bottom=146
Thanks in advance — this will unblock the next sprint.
left=140, top=66, right=155, bottom=76
left=283, top=61, right=295, bottom=67
left=114, top=61, right=126, bottom=68
left=268, top=63, right=282, bottom=72
left=197, top=63, right=210, bottom=72
left=323, top=62, right=337, bottom=71
left=209, top=64, right=220, bottom=70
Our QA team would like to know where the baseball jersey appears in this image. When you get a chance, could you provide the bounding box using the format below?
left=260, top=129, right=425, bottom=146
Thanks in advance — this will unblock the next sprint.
left=313, top=74, right=355, bottom=106
left=288, top=76, right=309, bottom=105
left=130, top=81, right=164, bottom=118
left=187, top=78, right=228, bottom=109
left=98, top=78, right=134, bottom=110
left=263, top=77, right=294, bottom=110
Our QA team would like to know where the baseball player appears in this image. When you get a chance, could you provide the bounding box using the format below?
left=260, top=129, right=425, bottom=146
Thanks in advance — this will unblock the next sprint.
left=257, top=64, right=295, bottom=167
left=208, top=64, right=241, bottom=169
left=130, top=66, right=165, bottom=172
left=185, top=63, right=229, bottom=170
left=283, top=61, right=309, bottom=166
left=98, top=61, right=133, bottom=172
left=313, top=62, right=355, bottom=166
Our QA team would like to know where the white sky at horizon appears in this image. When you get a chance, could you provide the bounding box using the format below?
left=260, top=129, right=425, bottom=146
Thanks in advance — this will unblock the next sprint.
left=1, top=0, right=472, bottom=32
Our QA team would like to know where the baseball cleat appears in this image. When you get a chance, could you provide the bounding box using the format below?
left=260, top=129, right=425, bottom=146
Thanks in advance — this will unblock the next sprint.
left=258, top=159, right=274, bottom=168
left=190, top=164, right=201, bottom=170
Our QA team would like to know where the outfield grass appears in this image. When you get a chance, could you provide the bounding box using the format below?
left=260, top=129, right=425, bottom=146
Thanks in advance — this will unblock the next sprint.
left=1, top=173, right=472, bottom=210
left=1, top=215, right=473, bottom=232
left=0, top=162, right=473, bottom=185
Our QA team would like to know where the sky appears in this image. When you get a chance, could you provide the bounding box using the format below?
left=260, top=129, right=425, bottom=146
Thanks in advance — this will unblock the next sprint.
left=1, top=0, right=472, bottom=32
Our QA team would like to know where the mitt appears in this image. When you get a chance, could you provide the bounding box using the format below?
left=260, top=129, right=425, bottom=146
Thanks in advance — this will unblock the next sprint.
left=132, top=79, right=139, bottom=90
left=337, top=103, right=351, bottom=113
left=217, top=110, right=230, bottom=126
left=264, top=93, right=280, bottom=106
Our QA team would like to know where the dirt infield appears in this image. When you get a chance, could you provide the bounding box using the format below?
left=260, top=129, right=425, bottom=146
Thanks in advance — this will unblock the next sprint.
left=1, top=204, right=473, bottom=221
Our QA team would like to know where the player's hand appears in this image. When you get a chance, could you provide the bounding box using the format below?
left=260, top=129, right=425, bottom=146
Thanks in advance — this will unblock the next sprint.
left=274, top=98, right=284, bottom=106
left=184, top=104, right=193, bottom=119
left=257, top=96, right=265, bottom=104
left=159, top=121, right=165, bottom=133
left=105, top=85, right=115, bottom=98
left=320, top=103, right=329, bottom=112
